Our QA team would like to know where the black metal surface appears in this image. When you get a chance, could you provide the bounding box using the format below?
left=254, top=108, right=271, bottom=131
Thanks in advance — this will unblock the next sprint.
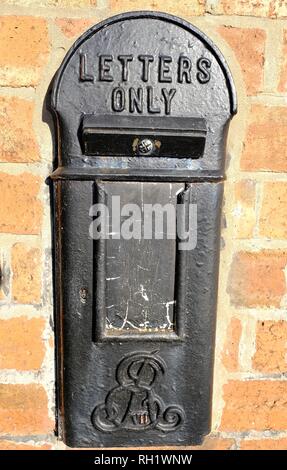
left=82, top=115, right=206, bottom=157
left=49, top=11, right=236, bottom=447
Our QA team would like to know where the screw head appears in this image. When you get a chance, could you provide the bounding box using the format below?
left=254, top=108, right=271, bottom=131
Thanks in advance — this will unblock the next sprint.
left=137, top=138, right=154, bottom=155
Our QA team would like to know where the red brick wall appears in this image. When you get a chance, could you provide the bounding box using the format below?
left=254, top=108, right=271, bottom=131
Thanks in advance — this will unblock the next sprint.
left=0, top=0, right=286, bottom=450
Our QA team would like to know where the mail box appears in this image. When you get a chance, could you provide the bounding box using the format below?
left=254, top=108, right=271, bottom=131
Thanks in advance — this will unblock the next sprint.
left=49, top=11, right=237, bottom=447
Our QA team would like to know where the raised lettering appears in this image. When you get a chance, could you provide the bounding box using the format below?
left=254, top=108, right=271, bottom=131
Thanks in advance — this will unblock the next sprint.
left=147, top=86, right=160, bottom=114
left=196, top=57, right=211, bottom=84
left=118, top=55, right=133, bottom=82
left=99, top=55, right=113, bottom=82
left=159, top=56, right=172, bottom=83
left=162, top=88, right=176, bottom=115
left=138, top=55, right=154, bottom=82
left=129, top=87, right=143, bottom=113
left=112, top=87, right=125, bottom=112
left=79, top=53, right=93, bottom=82
left=178, top=56, right=191, bottom=83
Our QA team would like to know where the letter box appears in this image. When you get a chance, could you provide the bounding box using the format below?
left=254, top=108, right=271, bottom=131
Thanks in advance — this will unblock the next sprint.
left=49, top=11, right=237, bottom=447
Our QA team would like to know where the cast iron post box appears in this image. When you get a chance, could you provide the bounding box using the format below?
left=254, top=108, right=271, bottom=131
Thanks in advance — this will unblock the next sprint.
left=49, top=11, right=237, bottom=447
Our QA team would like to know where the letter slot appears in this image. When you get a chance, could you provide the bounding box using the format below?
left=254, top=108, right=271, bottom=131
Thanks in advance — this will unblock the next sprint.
left=49, top=11, right=237, bottom=448
left=82, top=115, right=207, bottom=158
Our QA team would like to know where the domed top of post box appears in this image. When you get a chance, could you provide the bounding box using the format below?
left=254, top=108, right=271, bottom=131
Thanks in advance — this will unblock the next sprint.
left=50, top=11, right=237, bottom=179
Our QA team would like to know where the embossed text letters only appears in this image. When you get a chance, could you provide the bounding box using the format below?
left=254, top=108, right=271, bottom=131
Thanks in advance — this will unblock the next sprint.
left=79, top=53, right=212, bottom=115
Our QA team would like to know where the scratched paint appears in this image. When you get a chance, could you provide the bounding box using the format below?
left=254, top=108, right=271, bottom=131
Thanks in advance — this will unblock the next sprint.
left=99, top=181, right=184, bottom=334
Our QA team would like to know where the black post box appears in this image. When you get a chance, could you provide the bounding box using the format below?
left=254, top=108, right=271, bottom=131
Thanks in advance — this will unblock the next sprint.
left=49, top=11, right=237, bottom=447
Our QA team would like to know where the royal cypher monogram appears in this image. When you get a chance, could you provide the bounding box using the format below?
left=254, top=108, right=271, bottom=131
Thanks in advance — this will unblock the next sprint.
left=79, top=53, right=211, bottom=115
left=91, top=352, right=185, bottom=432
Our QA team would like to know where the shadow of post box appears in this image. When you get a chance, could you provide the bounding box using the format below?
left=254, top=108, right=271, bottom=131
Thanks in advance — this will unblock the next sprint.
left=49, top=11, right=237, bottom=447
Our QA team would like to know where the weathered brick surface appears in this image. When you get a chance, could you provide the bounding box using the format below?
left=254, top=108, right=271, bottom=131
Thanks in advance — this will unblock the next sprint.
left=12, top=243, right=42, bottom=304
left=208, top=0, right=287, bottom=18
left=56, top=18, right=96, bottom=38
left=0, top=173, right=42, bottom=235
left=191, top=436, right=235, bottom=450
left=0, top=384, right=53, bottom=435
left=0, top=96, right=39, bottom=163
left=227, top=251, right=287, bottom=308
left=0, top=440, right=51, bottom=450
left=259, top=182, right=287, bottom=239
left=222, top=318, right=242, bottom=372
left=253, top=320, right=287, bottom=373
left=0, top=17, right=50, bottom=87
left=218, top=27, right=265, bottom=95
left=240, top=438, right=287, bottom=450
left=0, top=0, right=97, bottom=5
left=278, top=30, right=287, bottom=92
left=0, top=317, right=45, bottom=370
left=232, top=180, right=256, bottom=239
left=241, top=105, right=287, bottom=172
left=221, top=380, right=287, bottom=431
left=110, top=0, right=205, bottom=16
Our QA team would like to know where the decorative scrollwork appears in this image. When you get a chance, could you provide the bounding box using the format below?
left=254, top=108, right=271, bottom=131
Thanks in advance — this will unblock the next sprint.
left=91, top=351, right=185, bottom=433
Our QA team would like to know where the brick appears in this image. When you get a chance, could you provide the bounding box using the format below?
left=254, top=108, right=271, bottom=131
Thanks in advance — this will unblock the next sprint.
left=232, top=180, right=256, bottom=238
left=0, top=317, right=45, bottom=370
left=0, top=173, right=42, bottom=235
left=0, top=440, right=51, bottom=450
left=222, top=318, right=242, bottom=372
left=110, top=0, right=205, bottom=16
left=240, top=438, right=287, bottom=450
left=0, top=384, right=53, bottom=435
left=221, top=380, right=287, bottom=431
left=278, top=30, right=287, bottom=93
left=253, top=320, right=287, bottom=373
left=0, top=97, right=39, bottom=163
left=1, top=0, right=97, bottom=5
left=12, top=243, right=42, bottom=304
left=218, top=27, right=265, bottom=95
left=0, top=17, right=50, bottom=87
left=241, top=105, right=287, bottom=172
left=227, top=250, right=287, bottom=308
left=208, top=0, right=286, bottom=18
left=260, top=182, right=287, bottom=239
left=56, top=18, right=96, bottom=39
left=191, top=436, right=235, bottom=450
